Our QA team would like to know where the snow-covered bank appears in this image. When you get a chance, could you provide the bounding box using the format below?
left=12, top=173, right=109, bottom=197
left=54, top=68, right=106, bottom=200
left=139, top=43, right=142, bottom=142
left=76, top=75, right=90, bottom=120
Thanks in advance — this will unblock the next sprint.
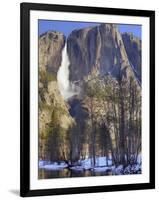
left=93, top=166, right=110, bottom=172
left=39, top=155, right=141, bottom=174
left=39, top=160, right=68, bottom=170
left=79, top=156, right=112, bottom=170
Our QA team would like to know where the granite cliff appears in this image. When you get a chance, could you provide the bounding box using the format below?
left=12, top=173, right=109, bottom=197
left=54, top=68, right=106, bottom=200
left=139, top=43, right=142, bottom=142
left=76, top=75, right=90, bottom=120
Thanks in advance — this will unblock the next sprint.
left=67, top=24, right=141, bottom=86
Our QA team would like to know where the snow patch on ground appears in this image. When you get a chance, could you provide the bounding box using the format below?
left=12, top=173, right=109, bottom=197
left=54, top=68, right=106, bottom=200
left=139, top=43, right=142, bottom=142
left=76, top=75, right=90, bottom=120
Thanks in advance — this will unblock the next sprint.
left=93, top=166, right=110, bottom=172
left=81, top=158, right=92, bottom=170
left=80, top=156, right=113, bottom=170
left=70, top=166, right=84, bottom=171
left=39, top=161, right=68, bottom=170
left=114, top=165, right=124, bottom=175
left=124, top=164, right=141, bottom=174
left=137, top=154, right=142, bottom=164
left=39, top=155, right=141, bottom=174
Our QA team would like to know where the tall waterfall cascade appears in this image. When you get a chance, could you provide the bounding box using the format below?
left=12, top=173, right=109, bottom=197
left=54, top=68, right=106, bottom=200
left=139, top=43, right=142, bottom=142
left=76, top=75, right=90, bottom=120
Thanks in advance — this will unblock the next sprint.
left=57, top=43, right=78, bottom=99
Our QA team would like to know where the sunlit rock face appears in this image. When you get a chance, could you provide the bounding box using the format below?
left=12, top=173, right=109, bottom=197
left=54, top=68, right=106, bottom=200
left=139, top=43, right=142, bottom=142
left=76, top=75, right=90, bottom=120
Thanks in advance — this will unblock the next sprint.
left=67, top=24, right=141, bottom=85
left=39, top=31, right=65, bottom=74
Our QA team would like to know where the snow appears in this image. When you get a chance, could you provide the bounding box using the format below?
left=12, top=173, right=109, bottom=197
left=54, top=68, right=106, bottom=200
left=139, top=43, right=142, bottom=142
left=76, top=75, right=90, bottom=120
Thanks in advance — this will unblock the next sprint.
left=39, top=160, right=45, bottom=167
left=39, top=161, right=68, bottom=170
left=137, top=154, right=142, bottom=165
left=81, top=158, right=92, bottom=170
left=107, top=159, right=113, bottom=166
left=93, top=166, right=109, bottom=172
left=95, top=156, right=107, bottom=167
left=39, top=155, right=141, bottom=174
left=38, top=160, right=50, bottom=168
left=70, top=166, right=84, bottom=171
left=114, top=165, right=124, bottom=175
left=124, top=164, right=141, bottom=174
left=69, top=157, right=113, bottom=172
left=80, top=156, right=112, bottom=168
left=79, top=156, right=112, bottom=170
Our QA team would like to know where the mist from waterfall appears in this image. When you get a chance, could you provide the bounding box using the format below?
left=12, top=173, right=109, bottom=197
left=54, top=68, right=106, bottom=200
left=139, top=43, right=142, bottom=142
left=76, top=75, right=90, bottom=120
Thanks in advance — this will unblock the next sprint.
left=57, top=42, right=78, bottom=100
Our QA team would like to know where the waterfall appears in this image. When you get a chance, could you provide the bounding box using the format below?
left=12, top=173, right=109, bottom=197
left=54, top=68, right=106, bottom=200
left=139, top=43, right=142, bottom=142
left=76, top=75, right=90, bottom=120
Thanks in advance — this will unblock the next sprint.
left=57, top=43, right=77, bottom=99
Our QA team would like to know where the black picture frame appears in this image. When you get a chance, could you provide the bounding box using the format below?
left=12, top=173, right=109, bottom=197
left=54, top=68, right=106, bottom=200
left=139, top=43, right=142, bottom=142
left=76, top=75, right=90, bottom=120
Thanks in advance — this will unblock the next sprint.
left=20, top=2, right=155, bottom=197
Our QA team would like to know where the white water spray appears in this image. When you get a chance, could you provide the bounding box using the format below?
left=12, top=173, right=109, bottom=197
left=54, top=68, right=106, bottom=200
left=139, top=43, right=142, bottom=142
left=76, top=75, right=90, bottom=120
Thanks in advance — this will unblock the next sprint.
left=57, top=43, right=77, bottom=99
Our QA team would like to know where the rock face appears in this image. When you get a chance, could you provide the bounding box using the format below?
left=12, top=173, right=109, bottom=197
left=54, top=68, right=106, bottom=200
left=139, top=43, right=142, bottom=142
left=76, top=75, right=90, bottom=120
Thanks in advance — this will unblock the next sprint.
left=122, top=32, right=141, bottom=81
left=67, top=24, right=141, bottom=84
left=39, top=31, right=65, bottom=74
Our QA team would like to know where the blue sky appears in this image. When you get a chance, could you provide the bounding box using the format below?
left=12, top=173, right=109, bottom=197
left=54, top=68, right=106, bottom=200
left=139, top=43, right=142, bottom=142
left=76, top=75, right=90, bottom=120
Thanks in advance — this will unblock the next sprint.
left=39, top=20, right=141, bottom=38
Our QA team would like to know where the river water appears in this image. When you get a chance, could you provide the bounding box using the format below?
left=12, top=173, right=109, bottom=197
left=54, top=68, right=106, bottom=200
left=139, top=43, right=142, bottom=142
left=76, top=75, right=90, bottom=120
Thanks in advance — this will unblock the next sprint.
left=39, top=168, right=113, bottom=179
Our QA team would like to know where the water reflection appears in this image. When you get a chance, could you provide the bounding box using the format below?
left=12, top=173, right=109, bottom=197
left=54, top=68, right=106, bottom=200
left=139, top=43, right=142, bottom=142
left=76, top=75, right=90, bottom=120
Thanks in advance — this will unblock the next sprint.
left=38, top=168, right=113, bottom=179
